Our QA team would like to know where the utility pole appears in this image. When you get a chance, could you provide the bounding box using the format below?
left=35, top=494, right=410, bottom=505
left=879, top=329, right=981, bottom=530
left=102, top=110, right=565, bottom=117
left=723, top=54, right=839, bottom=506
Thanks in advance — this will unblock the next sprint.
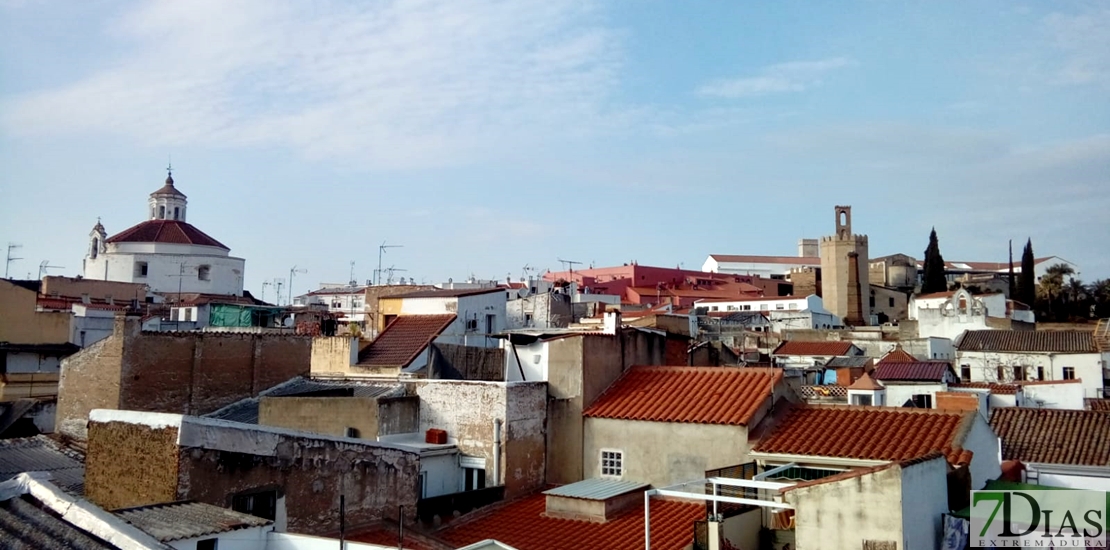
left=376, top=241, right=402, bottom=286
left=38, top=260, right=64, bottom=279
left=349, top=261, right=357, bottom=287
left=5, top=243, right=23, bottom=278
left=288, top=266, right=307, bottom=306
left=261, top=281, right=273, bottom=303
left=273, top=278, right=285, bottom=306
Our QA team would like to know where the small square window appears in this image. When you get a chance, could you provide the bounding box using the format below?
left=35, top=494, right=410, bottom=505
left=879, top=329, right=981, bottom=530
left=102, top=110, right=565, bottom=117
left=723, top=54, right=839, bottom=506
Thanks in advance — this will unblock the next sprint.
left=960, top=365, right=971, bottom=382
left=600, top=450, right=623, bottom=478
left=197, top=539, right=218, bottom=550
left=1063, top=366, right=1076, bottom=380
left=852, top=394, right=872, bottom=406
left=198, top=265, right=211, bottom=281
left=135, top=262, right=148, bottom=277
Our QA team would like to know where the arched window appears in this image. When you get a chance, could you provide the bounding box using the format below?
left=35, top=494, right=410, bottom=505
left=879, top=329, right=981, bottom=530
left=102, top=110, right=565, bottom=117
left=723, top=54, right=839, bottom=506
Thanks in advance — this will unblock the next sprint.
left=150, top=207, right=155, bottom=219
left=173, top=207, right=180, bottom=220
left=158, top=205, right=165, bottom=219
left=90, top=238, right=99, bottom=259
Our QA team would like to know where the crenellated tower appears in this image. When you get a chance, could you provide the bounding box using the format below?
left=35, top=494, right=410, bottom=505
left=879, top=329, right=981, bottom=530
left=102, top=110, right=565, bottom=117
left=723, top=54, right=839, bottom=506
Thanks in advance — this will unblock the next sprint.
left=819, top=206, right=870, bottom=325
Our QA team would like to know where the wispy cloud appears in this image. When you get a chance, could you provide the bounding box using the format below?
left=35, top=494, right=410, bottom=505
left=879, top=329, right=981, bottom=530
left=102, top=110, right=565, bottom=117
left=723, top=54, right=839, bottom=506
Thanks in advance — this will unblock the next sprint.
left=1042, top=6, right=1110, bottom=88
left=697, top=56, right=857, bottom=99
left=1, top=0, right=622, bottom=169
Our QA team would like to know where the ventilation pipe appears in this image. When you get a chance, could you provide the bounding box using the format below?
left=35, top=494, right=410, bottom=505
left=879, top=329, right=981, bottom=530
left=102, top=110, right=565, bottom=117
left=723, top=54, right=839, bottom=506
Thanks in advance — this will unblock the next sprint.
left=493, top=419, right=503, bottom=486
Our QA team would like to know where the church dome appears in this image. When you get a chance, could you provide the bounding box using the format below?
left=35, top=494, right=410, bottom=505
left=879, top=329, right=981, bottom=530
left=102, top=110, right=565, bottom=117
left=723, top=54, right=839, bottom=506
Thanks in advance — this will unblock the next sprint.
left=150, top=171, right=187, bottom=199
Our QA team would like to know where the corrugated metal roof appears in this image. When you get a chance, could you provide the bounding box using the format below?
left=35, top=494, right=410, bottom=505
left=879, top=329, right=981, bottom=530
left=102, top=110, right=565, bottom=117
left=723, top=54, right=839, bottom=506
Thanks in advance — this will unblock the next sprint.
left=956, top=330, right=1097, bottom=353
left=0, top=495, right=115, bottom=549
left=0, top=437, right=85, bottom=495
left=542, top=479, right=648, bottom=501
left=114, top=501, right=272, bottom=542
left=872, top=362, right=954, bottom=382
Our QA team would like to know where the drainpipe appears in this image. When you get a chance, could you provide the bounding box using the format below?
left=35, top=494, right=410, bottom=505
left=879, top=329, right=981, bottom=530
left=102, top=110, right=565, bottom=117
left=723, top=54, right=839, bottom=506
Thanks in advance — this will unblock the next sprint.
left=493, top=419, right=503, bottom=486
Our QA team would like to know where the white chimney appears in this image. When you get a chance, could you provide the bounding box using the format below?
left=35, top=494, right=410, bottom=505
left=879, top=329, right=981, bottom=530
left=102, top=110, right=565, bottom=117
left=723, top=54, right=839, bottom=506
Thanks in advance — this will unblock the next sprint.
left=602, top=311, right=621, bottom=335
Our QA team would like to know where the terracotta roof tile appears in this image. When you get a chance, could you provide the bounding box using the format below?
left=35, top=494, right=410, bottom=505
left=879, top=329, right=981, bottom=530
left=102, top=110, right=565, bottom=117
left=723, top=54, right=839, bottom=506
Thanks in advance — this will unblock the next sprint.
left=848, top=372, right=884, bottom=390
left=949, top=382, right=1020, bottom=395
left=358, top=314, right=456, bottom=368
left=915, top=291, right=956, bottom=300
left=781, top=451, right=947, bottom=493
left=872, top=362, right=954, bottom=382
left=438, top=492, right=702, bottom=550
left=956, top=330, right=1097, bottom=353
left=583, top=367, right=781, bottom=426
left=392, top=288, right=505, bottom=299
left=990, top=408, right=1110, bottom=466
left=106, top=220, right=228, bottom=249
left=1087, top=399, right=1110, bottom=412
left=877, top=347, right=918, bottom=363
left=772, top=341, right=857, bottom=356
left=753, top=406, right=975, bottom=462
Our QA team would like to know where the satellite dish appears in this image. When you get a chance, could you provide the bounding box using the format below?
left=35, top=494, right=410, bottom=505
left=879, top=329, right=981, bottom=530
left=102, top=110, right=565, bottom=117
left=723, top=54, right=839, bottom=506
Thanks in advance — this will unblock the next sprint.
left=517, top=287, right=531, bottom=299
left=282, top=315, right=294, bottom=328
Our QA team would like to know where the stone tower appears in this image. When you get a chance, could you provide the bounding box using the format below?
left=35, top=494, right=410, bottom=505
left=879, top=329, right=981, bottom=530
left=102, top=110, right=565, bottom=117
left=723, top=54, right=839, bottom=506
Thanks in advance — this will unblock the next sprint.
left=820, top=206, right=870, bottom=325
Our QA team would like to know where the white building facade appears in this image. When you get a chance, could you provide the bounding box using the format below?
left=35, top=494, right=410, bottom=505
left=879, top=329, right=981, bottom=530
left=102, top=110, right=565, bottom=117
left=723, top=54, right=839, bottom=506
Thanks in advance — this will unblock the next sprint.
left=956, top=330, right=1109, bottom=399
left=82, top=170, right=246, bottom=296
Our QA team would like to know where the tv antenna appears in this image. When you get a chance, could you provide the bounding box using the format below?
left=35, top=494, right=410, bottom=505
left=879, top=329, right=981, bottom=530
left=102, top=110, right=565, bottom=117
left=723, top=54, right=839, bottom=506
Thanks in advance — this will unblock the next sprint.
left=376, top=241, right=402, bottom=286
left=38, top=260, right=64, bottom=279
left=261, top=280, right=273, bottom=303
left=556, top=258, right=581, bottom=274
left=288, top=266, right=307, bottom=305
left=5, top=243, right=23, bottom=278
left=273, top=278, right=285, bottom=306
left=385, top=265, right=407, bottom=285
left=349, top=261, right=357, bottom=287
left=520, top=264, right=536, bottom=282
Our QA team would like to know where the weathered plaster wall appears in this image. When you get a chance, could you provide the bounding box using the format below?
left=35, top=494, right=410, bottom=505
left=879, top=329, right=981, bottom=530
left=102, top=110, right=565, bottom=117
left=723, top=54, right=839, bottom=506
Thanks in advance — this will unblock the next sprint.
left=414, top=380, right=546, bottom=498
left=85, top=420, right=181, bottom=510
left=309, top=337, right=357, bottom=374
left=582, top=418, right=750, bottom=486
left=900, top=457, right=949, bottom=550
left=258, top=396, right=378, bottom=439
left=784, top=464, right=904, bottom=550
left=0, top=279, right=71, bottom=344
left=56, top=321, right=128, bottom=438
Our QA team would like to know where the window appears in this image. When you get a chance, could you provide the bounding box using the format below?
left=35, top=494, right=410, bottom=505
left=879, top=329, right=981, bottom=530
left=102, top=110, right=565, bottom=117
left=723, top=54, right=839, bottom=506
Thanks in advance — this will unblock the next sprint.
left=727, top=305, right=737, bottom=311
left=852, top=394, right=872, bottom=406
left=524, top=313, right=533, bottom=325
left=158, top=205, right=165, bottom=219
left=996, top=366, right=1006, bottom=381
left=960, top=365, right=971, bottom=382
left=232, top=490, right=277, bottom=521
left=789, top=303, right=798, bottom=310
left=1037, top=366, right=1045, bottom=381
left=710, top=306, right=719, bottom=312
left=465, top=318, right=478, bottom=331
left=600, top=450, right=623, bottom=478
left=910, top=394, right=932, bottom=409
left=198, top=265, right=211, bottom=281
left=760, top=304, right=769, bottom=311
left=184, top=308, right=193, bottom=322
left=464, top=467, right=486, bottom=491
left=889, top=297, right=895, bottom=307
left=173, top=207, right=180, bottom=220
left=1063, top=367, right=1076, bottom=380
left=135, top=262, right=148, bottom=277
left=90, top=238, right=99, bottom=259
left=197, top=540, right=218, bottom=550
left=1012, top=366, right=1025, bottom=381
left=775, top=304, right=785, bottom=310
left=346, top=427, right=360, bottom=438
left=742, top=305, right=751, bottom=311
left=869, top=296, right=876, bottom=308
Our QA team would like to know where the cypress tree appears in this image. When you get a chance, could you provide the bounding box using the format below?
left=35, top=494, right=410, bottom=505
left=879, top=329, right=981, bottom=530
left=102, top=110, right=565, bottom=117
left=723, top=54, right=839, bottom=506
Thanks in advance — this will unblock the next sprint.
left=1019, top=238, right=1035, bottom=307
left=921, top=228, right=948, bottom=294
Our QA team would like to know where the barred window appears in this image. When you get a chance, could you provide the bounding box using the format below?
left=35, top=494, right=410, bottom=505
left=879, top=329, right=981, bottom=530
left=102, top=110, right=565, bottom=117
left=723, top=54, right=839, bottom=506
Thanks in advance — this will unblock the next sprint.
left=601, top=450, right=623, bottom=478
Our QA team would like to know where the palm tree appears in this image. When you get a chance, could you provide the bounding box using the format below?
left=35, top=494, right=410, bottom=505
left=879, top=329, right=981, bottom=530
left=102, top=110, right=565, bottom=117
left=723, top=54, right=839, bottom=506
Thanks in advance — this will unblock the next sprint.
left=1065, top=278, right=1088, bottom=319
left=1089, top=279, right=1110, bottom=318
left=1038, top=263, right=1075, bottom=320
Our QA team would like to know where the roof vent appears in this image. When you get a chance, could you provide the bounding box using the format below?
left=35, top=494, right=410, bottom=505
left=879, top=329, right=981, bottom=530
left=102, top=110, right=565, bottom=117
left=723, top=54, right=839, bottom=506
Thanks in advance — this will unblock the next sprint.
left=543, top=479, right=648, bottom=523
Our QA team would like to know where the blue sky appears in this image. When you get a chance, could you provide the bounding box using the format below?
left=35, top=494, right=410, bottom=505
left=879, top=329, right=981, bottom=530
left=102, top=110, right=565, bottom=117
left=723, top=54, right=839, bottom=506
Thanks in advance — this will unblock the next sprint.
left=1, top=0, right=1108, bottom=298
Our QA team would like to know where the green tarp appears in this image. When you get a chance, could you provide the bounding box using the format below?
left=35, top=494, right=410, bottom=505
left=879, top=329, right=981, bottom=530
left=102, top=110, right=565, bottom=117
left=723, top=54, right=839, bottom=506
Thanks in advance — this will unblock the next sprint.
left=209, top=304, right=282, bottom=328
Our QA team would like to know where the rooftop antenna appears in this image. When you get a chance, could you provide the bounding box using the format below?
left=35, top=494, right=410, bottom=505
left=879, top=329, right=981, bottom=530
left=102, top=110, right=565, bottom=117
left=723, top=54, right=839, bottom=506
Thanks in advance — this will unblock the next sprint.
left=273, top=278, right=285, bottom=306
left=261, top=280, right=273, bottom=303
left=556, top=258, right=581, bottom=274
left=376, top=241, right=402, bottom=286
left=349, top=261, right=357, bottom=287
left=385, top=265, right=407, bottom=285
left=5, top=243, right=23, bottom=278
left=38, top=260, right=64, bottom=279
left=288, top=265, right=307, bottom=305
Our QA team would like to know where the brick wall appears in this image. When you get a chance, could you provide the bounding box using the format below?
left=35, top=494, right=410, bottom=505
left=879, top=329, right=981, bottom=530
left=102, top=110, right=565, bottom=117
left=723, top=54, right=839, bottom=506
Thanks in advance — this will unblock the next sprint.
left=57, top=316, right=311, bottom=439
left=86, top=420, right=180, bottom=510
left=41, top=276, right=148, bottom=302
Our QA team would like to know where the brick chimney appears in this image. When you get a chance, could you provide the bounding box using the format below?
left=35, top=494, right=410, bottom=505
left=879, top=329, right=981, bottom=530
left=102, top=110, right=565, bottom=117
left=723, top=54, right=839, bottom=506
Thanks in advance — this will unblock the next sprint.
left=844, top=252, right=864, bottom=326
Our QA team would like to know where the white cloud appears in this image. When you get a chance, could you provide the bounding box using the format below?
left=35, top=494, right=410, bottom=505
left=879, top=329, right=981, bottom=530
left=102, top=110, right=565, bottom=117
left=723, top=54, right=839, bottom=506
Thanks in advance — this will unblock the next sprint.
left=1042, top=6, right=1110, bottom=88
left=697, top=56, right=857, bottom=99
left=1, top=0, right=622, bottom=169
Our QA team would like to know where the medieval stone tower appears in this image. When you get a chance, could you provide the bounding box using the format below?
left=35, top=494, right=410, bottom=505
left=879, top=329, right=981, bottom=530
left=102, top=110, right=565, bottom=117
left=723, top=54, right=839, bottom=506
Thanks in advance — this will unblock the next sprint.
left=820, top=206, right=870, bottom=325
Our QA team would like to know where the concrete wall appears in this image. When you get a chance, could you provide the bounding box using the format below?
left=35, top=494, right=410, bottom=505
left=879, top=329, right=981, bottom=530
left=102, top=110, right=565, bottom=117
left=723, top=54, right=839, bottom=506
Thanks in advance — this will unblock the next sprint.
left=309, top=337, right=358, bottom=374
left=784, top=463, right=904, bottom=550
left=83, top=245, right=245, bottom=296
left=414, top=380, right=547, bottom=498
left=1021, top=382, right=1085, bottom=409
left=258, top=396, right=378, bottom=439
left=0, top=279, right=71, bottom=345
left=504, top=339, right=548, bottom=383
left=583, top=418, right=749, bottom=486
left=169, top=526, right=271, bottom=550
left=899, top=457, right=949, bottom=550
left=883, top=382, right=947, bottom=409
left=963, top=413, right=1002, bottom=490
left=431, top=343, right=503, bottom=381
left=40, top=276, right=148, bottom=302
left=56, top=316, right=311, bottom=439
left=506, top=293, right=572, bottom=329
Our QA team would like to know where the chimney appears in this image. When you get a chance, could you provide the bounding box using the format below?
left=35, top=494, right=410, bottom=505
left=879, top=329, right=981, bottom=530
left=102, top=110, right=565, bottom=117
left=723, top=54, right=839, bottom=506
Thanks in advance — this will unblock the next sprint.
left=602, top=311, right=621, bottom=335
left=845, top=252, right=864, bottom=326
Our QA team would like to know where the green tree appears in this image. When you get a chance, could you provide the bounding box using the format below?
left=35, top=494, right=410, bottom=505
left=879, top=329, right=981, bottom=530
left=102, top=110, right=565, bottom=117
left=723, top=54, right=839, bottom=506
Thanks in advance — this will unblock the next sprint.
left=920, top=228, right=948, bottom=294
left=1088, top=279, right=1110, bottom=318
left=1018, top=239, right=1035, bottom=308
left=1037, top=263, right=1075, bottom=321
left=1008, top=240, right=1017, bottom=299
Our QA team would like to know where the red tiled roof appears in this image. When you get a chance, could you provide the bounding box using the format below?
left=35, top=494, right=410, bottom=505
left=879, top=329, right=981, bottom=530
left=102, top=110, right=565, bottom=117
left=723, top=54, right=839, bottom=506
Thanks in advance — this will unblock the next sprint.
left=106, top=220, right=228, bottom=249
left=1019, top=378, right=1083, bottom=386
left=438, top=492, right=702, bottom=550
left=708, top=254, right=819, bottom=265
left=358, top=314, right=456, bottom=368
left=957, top=330, right=1097, bottom=353
left=877, top=347, right=918, bottom=363
left=848, top=372, right=884, bottom=390
left=872, top=362, right=954, bottom=382
left=990, top=408, right=1110, bottom=466
left=781, top=451, right=947, bottom=493
left=949, top=382, right=1020, bottom=395
left=772, top=341, right=857, bottom=356
left=391, top=288, right=505, bottom=299
left=753, top=406, right=975, bottom=463
left=915, top=291, right=956, bottom=300
left=584, top=367, right=781, bottom=426
left=1087, top=399, right=1110, bottom=412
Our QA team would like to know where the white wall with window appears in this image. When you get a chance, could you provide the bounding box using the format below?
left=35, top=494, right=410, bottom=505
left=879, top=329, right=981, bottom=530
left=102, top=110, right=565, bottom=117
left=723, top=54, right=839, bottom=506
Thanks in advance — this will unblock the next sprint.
left=955, top=349, right=1108, bottom=399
